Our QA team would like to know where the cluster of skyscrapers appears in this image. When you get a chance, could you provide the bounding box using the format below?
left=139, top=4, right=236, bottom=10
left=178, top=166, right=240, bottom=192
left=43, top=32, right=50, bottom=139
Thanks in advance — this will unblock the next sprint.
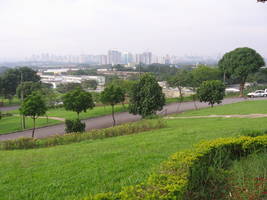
left=27, top=50, right=168, bottom=65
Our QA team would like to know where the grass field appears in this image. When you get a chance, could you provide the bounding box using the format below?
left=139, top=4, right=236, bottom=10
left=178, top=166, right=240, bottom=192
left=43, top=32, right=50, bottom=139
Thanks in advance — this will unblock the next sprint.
left=0, top=105, right=127, bottom=135
left=177, top=99, right=267, bottom=117
left=1, top=99, right=267, bottom=199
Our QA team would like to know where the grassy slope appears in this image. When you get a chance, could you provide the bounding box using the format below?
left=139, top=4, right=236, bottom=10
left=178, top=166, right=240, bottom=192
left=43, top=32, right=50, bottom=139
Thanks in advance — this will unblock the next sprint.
left=177, top=99, right=267, bottom=117
left=0, top=105, right=126, bottom=135
left=1, top=117, right=267, bottom=200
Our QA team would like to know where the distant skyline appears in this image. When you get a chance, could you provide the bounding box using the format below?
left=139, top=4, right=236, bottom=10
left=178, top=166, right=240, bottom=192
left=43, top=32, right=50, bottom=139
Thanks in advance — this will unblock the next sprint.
left=0, top=0, right=266, bottom=60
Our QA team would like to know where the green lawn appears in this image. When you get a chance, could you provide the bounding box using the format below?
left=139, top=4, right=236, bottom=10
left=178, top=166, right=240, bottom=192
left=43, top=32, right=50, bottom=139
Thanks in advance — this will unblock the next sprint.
left=0, top=105, right=127, bottom=135
left=0, top=116, right=58, bottom=135
left=177, top=99, right=267, bottom=117
left=1, top=116, right=267, bottom=200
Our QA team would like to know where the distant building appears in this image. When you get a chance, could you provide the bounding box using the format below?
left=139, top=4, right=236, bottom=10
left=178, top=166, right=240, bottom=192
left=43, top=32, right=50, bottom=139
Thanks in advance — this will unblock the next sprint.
left=108, top=50, right=122, bottom=65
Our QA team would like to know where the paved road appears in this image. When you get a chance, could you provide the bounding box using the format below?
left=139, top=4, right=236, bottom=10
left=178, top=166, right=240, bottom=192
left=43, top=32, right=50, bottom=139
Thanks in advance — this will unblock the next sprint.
left=0, top=106, right=19, bottom=112
left=0, top=97, right=263, bottom=141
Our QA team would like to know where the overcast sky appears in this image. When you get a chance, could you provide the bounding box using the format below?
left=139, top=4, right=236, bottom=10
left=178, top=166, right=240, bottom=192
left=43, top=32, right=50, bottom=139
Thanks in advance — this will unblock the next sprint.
left=0, top=0, right=266, bottom=59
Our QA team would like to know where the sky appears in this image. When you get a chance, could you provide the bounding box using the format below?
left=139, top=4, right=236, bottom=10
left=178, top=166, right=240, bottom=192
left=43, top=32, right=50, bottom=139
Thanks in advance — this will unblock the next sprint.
left=0, top=0, right=266, bottom=60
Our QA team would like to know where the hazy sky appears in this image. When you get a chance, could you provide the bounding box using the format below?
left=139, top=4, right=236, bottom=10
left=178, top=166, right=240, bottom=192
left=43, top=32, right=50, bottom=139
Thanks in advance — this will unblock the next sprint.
left=0, top=0, right=266, bottom=59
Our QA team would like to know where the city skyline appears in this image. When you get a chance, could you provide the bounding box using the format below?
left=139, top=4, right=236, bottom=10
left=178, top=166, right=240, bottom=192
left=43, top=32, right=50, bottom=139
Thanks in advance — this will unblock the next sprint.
left=0, top=0, right=266, bottom=60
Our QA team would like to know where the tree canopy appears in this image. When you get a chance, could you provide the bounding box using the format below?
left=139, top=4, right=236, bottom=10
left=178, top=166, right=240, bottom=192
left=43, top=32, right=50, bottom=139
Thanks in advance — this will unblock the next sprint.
left=63, top=88, right=95, bottom=118
left=197, top=80, right=225, bottom=107
left=20, top=92, right=47, bottom=137
left=219, top=47, right=265, bottom=96
left=100, top=84, right=125, bottom=126
left=129, top=73, right=165, bottom=118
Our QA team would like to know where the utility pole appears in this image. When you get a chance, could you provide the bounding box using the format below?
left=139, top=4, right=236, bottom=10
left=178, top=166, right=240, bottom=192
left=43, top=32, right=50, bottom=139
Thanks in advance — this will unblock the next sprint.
left=20, top=71, right=25, bottom=129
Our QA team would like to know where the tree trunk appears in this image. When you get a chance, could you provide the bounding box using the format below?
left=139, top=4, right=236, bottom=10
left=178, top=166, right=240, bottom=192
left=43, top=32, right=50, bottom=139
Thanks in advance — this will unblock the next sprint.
left=192, top=91, right=198, bottom=110
left=32, top=118, right=36, bottom=138
left=77, top=112, right=80, bottom=119
left=177, top=87, right=183, bottom=112
left=239, top=82, right=245, bottom=97
left=111, top=105, right=116, bottom=126
left=22, top=115, right=26, bottom=129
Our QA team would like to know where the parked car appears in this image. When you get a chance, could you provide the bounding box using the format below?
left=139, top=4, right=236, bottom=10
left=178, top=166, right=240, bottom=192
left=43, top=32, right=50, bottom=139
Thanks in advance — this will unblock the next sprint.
left=247, top=89, right=267, bottom=98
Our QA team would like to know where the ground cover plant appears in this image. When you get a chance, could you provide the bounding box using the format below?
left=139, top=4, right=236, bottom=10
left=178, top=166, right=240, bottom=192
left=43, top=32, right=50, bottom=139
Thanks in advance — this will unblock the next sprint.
left=1, top=116, right=267, bottom=200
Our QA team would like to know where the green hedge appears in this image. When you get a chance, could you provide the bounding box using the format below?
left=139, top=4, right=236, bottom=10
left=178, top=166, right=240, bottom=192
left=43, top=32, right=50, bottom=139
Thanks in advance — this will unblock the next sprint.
left=0, top=119, right=166, bottom=150
left=83, top=135, right=267, bottom=200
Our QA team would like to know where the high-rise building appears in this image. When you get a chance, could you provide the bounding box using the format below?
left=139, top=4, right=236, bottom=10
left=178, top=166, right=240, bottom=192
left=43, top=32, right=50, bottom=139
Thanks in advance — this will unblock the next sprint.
left=108, top=50, right=122, bottom=65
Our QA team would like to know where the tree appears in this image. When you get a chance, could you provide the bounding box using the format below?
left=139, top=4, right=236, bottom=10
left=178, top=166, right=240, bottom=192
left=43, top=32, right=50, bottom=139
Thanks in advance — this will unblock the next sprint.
left=16, top=81, right=42, bottom=99
left=20, top=92, right=47, bottom=137
left=197, top=80, right=225, bottom=107
left=168, top=69, right=191, bottom=111
left=57, top=83, right=82, bottom=93
left=191, top=65, right=222, bottom=87
left=63, top=88, right=95, bottom=119
left=100, top=84, right=125, bottom=126
left=129, top=73, right=165, bottom=118
left=219, top=47, right=265, bottom=96
left=81, top=80, right=98, bottom=90
left=1, top=67, right=40, bottom=102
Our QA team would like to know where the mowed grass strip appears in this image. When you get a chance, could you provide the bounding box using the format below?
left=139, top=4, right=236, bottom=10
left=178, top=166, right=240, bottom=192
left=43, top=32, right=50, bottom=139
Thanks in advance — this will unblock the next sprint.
left=177, top=99, right=267, bottom=117
left=1, top=117, right=267, bottom=200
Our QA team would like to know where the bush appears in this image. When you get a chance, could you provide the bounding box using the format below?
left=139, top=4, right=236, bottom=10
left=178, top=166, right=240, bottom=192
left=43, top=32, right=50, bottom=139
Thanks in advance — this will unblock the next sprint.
left=65, top=119, right=86, bottom=133
left=83, top=135, right=267, bottom=200
left=0, top=119, right=166, bottom=150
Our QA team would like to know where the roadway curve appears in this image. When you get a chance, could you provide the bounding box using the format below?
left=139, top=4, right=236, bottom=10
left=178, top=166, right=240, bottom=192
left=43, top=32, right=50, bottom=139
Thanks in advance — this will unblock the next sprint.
left=0, top=97, right=264, bottom=141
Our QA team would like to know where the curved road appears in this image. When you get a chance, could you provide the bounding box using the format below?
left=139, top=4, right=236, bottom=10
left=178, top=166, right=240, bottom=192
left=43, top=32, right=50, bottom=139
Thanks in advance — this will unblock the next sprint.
left=0, top=97, right=263, bottom=141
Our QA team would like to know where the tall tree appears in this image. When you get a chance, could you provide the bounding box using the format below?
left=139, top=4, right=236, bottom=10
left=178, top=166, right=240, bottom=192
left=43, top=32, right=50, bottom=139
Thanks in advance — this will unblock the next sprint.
left=100, top=84, right=125, bottom=126
left=57, top=83, right=82, bottom=93
left=219, top=47, right=265, bottom=96
left=63, top=88, right=95, bottom=119
left=197, top=80, right=225, bottom=107
left=16, top=82, right=42, bottom=99
left=191, top=65, right=222, bottom=86
left=20, top=92, right=47, bottom=137
left=81, top=80, right=98, bottom=90
left=1, top=67, right=40, bottom=101
left=129, top=73, right=165, bottom=118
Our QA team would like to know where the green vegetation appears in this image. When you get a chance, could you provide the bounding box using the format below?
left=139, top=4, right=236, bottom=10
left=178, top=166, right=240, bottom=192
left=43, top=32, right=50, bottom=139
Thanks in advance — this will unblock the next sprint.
left=0, top=105, right=127, bottom=135
left=0, top=116, right=57, bottom=135
left=1, top=115, right=267, bottom=199
left=178, top=99, right=267, bottom=117
left=227, top=152, right=267, bottom=199
left=197, top=80, right=225, bottom=107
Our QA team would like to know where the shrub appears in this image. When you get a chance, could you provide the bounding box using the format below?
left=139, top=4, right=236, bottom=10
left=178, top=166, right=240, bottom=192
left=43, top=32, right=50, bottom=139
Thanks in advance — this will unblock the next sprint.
left=65, top=119, right=86, bottom=133
left=83, top=135, right=267, bottom=200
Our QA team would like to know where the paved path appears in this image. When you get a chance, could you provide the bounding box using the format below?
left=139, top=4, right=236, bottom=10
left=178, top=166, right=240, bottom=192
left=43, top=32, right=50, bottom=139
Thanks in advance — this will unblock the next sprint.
left=0, top=105, right=19, bottom=112
left=0, top=97, right=265, bottom=141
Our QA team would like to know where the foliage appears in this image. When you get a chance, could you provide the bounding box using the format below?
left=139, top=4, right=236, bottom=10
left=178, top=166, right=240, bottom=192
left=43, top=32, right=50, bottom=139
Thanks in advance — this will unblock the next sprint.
left=143, top=64, right=178, bottom=81
left=65, top=119, right=86, bottom=133
left=129, top=73, right=165, bottom=118
left=1, top=67, right=40, bottom=100
left=219, top=47, right=265, bottom=96
left=107, top=79, right=136, bottom=96
left=168, top=69, right=192, bottom=107
left=20, top=92, right=47, bottom=137
left=197, top=80, right=225, bottom=107
left=191, top=65, right=222, bottom=87
left=81, top=80, right=98, bottom=90
left=84, top=135, right=267, bottom=200
left=63, top=88, right=95, bottom=118
left=100, top=84, right=125, bottom=126
left=57, top=82, right=82, bottom=93
left=16, top=81, right=42, bottom=98
left=0, top=119, right=166, bottom=150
